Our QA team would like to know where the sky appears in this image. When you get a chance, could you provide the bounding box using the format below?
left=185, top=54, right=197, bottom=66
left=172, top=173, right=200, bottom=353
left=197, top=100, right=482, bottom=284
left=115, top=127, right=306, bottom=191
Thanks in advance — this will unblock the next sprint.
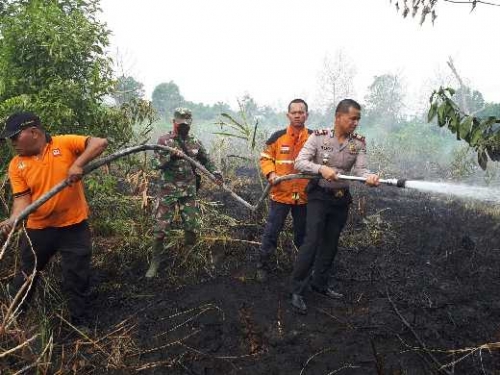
left=99, top=0, right=500, bottom=112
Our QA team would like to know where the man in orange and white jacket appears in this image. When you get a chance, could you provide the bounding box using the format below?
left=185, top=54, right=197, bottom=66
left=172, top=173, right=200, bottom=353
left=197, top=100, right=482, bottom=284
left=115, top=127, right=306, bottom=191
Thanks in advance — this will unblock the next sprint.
left=257, top=99, right=312, bottom=281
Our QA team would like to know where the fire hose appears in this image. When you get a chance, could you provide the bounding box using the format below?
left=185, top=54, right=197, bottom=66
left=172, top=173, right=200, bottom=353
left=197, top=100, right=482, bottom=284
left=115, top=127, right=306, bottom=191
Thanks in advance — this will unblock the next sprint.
left=0, top=144, right=406, bottom=257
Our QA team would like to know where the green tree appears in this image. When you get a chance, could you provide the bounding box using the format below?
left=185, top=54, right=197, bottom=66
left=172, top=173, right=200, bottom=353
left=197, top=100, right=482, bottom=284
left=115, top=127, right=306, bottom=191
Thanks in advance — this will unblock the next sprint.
left=111, top=75, right=145, bottom=106
left=453, top=87, right=485, bottom=114
left=0, top=0, right=157, bottom=168
left=364, top=74, right=405, bottom=131
left=235, top=93, right=284, bottom=129
left=151, top=81, right=185, bottom=120
left=478, top=102, right=500, bottom=118
left=428, top=87, right=500, bottom=168
left=0, top=0, right=115, bottom=134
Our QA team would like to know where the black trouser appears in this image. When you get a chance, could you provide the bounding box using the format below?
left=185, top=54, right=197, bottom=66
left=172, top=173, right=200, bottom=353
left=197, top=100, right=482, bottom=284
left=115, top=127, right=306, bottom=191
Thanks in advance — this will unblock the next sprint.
left=259, top=200, right=307, bottom=265
left=290, top=196, right=349, bottom=296
left=9, top=220, right=92, bottom=322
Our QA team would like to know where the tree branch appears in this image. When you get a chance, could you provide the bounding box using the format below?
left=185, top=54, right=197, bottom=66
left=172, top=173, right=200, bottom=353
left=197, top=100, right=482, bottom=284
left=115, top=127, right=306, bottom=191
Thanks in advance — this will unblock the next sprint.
left=443, top=0, right=500, bottom=6
left=0, top=145, right=321, bottom=257
left=387, top=289, right=451, bottom=374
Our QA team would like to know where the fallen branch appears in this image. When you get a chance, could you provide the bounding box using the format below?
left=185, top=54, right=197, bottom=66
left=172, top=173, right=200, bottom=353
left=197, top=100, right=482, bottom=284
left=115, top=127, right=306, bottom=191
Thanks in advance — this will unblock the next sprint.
left=440, top=341, right=500, bottom=371
left=299, top=347, right=336, bottom=375
left=0, top=333, right=39, bottom=358
left=2, top=226, right=37, bottom=329
left=155, top=304, right=224, bottom=338
left=326, top=363, right=360, bottom=374
left=134, top=329, right=201, bottom=356
left=386, top=289, right=451, bottom=374
left=12, top=334, right=53, bottom=375
left=1, top=144, right=319, bottom=257
left=57, top=313, right=110, bottom=358
left=202, top=236, right=261, bottom=246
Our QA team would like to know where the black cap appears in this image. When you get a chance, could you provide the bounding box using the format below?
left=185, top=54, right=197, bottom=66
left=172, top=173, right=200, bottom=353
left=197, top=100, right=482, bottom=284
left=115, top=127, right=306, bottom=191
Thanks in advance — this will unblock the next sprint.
left=0, top=112, right=41, bottom=139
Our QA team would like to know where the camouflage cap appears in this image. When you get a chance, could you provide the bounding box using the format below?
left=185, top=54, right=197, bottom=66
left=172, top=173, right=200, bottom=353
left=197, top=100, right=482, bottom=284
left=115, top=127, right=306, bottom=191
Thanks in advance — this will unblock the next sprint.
left=173, top=107, right=193, bottom=125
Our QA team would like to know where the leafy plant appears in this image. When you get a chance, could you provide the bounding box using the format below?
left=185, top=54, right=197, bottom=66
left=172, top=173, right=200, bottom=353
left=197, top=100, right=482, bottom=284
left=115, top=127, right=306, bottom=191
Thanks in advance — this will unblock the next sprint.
left=428, top=87, right=500, bottom=169
left=0, top=0, right=112, bottom=130
left=214, top=99, right=264, bottom=189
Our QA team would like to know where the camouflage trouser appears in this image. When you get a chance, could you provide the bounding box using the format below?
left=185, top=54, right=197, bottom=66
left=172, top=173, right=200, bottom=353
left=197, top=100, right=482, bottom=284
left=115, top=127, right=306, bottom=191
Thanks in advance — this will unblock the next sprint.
left=153, top=195, right=199, bottom=240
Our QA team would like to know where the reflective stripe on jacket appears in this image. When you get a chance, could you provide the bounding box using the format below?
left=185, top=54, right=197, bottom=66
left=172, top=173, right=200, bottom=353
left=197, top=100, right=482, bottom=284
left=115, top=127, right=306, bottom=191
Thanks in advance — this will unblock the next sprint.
left=260, top=125, right=312, bottom=204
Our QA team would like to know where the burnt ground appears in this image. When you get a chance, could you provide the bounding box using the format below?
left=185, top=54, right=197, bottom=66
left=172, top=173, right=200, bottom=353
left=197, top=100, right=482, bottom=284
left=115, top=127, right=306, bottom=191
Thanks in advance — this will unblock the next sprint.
left=86, top=182, right=500, bottom=375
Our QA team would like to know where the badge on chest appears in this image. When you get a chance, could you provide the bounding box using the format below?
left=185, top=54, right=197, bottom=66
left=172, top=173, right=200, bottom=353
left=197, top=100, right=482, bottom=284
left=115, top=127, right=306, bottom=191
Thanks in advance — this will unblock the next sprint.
left=321, top=138, right=333, bottom=152
left=321, top=153, right=329, bottom=165
left=348, top=142, right=357, bottom=154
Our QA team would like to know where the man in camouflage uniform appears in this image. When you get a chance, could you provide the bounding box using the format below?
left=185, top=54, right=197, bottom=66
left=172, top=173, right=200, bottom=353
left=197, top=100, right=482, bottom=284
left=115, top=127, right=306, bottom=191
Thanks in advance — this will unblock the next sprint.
left=289, top=99, right=380, bottom=314
left=145, top=108, right=221, bottom=278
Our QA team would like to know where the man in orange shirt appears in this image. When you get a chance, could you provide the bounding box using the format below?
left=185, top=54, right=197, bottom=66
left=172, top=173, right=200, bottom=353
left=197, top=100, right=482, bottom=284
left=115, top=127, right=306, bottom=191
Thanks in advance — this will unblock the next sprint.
left=0, top=112, right=108, bottom=327
left=257, top=99, right=312, bottom=281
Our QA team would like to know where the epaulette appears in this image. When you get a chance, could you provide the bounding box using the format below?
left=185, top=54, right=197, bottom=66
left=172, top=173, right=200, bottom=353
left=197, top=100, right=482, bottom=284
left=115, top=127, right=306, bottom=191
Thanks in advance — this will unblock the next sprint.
left=352, top=133, right=366, bottom=144
left=313, top=129, right=329, bottom=136
left=265, top=129, right=287, bottom=145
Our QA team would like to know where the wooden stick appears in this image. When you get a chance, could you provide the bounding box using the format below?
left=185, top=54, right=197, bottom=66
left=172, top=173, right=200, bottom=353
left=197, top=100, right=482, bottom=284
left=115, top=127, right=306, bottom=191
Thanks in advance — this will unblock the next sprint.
left=0, top=145, right=322, bottom=256
left=386, top=289, right=451, bottom=374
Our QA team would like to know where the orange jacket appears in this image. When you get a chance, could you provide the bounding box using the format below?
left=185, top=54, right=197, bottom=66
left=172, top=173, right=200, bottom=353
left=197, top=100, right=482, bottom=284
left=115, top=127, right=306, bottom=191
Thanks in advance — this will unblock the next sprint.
left=260, top=125, right=312, bottom=205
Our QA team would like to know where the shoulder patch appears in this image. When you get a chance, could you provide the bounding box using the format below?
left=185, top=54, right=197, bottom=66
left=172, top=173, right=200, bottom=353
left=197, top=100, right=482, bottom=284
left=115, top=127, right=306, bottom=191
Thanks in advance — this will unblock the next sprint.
left=266, top=129, right=287, bottom=145
left=17, top=160, right=27, bottom=170
left=313, top=129, right=329, bottom=136
left=352, top=133, right=366, bottom=144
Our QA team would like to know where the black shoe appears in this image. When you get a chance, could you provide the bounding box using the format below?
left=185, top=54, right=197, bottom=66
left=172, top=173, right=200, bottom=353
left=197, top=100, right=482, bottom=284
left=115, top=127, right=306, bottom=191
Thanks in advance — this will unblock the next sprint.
left=311, top=285, right=344, bottom=299
left=290, top=294, right=307, bottom=314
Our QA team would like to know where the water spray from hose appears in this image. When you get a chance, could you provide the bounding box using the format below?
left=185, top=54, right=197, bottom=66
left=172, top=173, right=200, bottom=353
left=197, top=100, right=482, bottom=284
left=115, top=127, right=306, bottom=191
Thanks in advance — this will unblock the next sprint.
left=403, top=180, right=500, bottom=204
left=336, top=174, right=500, bottom=204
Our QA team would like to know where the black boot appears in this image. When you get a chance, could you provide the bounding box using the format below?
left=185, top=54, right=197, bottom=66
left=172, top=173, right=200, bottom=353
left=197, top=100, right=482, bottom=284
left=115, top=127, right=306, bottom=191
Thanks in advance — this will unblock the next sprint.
left=145, top=239, right=164, bottom=278
left=311, top=285, right=344, bottom=299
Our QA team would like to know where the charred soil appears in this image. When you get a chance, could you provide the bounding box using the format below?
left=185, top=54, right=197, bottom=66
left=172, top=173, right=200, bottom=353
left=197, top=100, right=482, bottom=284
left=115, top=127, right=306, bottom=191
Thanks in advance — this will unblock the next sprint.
left=2, top=179, right=500, bottom=375
left=88, top=182, right=500, bottom=375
